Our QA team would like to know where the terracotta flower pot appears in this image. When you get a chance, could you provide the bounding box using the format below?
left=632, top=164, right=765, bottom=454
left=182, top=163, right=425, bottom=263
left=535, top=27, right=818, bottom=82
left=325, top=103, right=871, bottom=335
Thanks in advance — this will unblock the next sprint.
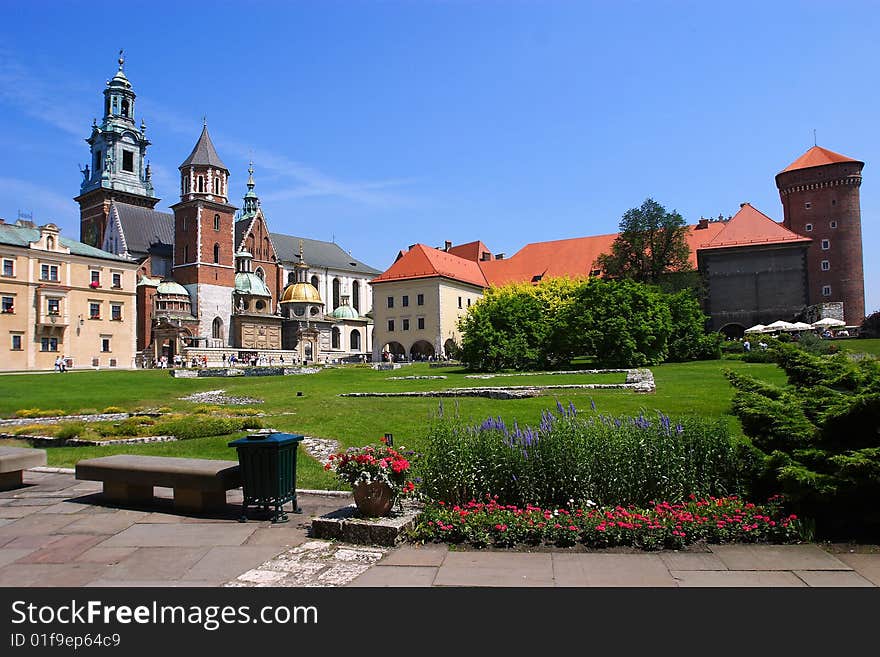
left=352, top=481, right=395, bottom=517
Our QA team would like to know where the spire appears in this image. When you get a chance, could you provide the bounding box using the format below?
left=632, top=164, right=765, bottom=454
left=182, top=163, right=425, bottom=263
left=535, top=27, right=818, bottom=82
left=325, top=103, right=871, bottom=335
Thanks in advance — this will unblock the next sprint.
left=179, top=124, right=228, bottom=172
left=242, top=161, right=260, bottom=215
left=118, top=49, right=125, bottom=71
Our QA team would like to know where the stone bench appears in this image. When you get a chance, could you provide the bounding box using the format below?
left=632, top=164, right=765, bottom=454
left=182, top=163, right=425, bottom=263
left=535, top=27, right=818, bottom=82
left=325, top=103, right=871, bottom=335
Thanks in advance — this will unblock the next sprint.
left=75, top=455, right=241, bottom=513
left=0, top=446, right=47, bottom=490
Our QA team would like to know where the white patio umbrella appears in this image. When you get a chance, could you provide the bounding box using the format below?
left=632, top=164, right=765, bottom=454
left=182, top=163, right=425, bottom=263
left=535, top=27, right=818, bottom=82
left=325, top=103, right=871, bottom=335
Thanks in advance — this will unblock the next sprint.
left=790, top=322, right=814, bottom=331
left=744, top=324, right=766, bottom=334
left=811, top=317, right=845, bottom=328
left=765, top=320, right=796, bottom=331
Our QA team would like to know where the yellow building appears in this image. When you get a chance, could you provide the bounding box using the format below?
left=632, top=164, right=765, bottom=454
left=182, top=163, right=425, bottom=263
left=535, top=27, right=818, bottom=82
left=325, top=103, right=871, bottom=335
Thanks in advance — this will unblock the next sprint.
left=0, top=220, right=139, bottom=371
left=370, top=243, right=487, bottom=360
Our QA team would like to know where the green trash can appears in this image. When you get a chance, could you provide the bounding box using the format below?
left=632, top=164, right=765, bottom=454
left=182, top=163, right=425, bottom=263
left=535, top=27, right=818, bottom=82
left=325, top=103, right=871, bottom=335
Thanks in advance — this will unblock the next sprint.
left=228, top=431, right=304, bottom=523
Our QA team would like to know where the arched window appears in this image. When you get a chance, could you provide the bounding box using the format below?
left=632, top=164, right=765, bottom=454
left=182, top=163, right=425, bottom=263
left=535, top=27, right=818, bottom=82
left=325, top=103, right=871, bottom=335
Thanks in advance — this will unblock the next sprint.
left=213, top=214, right=220, bottom=231
left=350, top=329, right=361, bottom=351
left=212, top=317, right=224, bottom=340
left=184, top=176, right=190, bottom=194
left=332, top=278, right=340, bottom=309
left=331, top=327, right=340, bottom=350
left=213, top=243, right=220, bottom=264
left=287, top=272, right=296, bottom=285
left=352, top=281, right=360, bottom=312
left=255, top=267, right=265, bottom=281
left=310, top=275, right=319, bottom=290
left=213, top=178, right=219, bottom=195
left=264, top=237, right=271, bottom=258
left=122, top=99, right=129, bottom=117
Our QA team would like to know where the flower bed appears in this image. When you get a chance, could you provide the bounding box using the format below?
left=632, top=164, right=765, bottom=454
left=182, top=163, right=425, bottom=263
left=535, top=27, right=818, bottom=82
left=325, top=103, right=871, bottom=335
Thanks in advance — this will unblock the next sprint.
left=408, top=495, right=804, bottom=550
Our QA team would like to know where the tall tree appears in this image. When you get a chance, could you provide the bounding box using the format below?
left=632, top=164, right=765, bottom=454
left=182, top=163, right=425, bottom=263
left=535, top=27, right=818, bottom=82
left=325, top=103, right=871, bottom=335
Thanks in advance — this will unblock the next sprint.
left=597, top=198, right=692, bottom=284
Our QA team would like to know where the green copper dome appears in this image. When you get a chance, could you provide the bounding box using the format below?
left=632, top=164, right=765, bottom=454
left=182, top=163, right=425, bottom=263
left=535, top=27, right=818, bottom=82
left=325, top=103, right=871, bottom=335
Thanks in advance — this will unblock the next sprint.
left=235, top=272, right=272, bottom=297
left=330, top=304, right=360, bottom=320
left=156, top=280, right=190, bottom=296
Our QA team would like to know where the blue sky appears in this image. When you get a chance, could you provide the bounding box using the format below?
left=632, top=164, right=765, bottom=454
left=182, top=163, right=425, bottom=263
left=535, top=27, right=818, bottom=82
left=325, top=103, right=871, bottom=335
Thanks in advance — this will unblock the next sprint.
left=1, top=0, right=877, bottom=315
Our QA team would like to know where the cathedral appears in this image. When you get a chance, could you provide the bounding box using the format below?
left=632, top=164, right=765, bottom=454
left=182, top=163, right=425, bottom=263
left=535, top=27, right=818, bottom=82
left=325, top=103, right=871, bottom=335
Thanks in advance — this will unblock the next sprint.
left=76, top=54, right=378, bottom=366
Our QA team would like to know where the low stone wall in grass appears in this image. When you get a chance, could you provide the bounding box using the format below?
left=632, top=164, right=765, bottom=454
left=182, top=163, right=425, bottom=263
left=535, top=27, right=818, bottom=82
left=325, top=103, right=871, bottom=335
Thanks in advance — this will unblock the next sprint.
left=0, top=412, right=130, bottom=428
left=0, top=433, right=176, bottom=447
left=170, top=366, right=321, bottom=378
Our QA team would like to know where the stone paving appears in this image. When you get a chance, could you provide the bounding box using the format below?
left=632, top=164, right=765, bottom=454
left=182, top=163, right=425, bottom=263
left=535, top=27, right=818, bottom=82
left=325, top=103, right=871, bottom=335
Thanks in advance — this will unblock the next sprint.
left=1, top=470, right=879, bottom=588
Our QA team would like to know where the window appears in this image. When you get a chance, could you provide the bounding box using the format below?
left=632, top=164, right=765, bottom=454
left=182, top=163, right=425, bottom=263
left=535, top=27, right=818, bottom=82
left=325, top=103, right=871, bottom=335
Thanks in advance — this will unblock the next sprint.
left=402, top=295, right=409, bottom=307
left=831, top=199, right=837, bottom=206
left=41, top=264, right=58, bottom=281
left=101, top=337, right=111, bottom=353
left=2, top=259, right=13, bottom=277
left=402, top=319, right=410, bottom=331
left=287, top=272, right=296, bottom=285
left=804, top=202, right=812, bottom=209
left=311, top=275, right=319, bottom=289
left=821, top=239, right=830, bottom=250
left=387, top=296, right=394, bottom=309
left=213, top=243, right=220, bottom=264
left=212, top=317, right=224, bottom=340
left=830, top=221, right=837, bottom=229
left=418, top=317, right=425, bottom=330
left=47, top=298, right=60, bottom=315
left=331, top=327, right=340, bottom=349
left=112, top=272, right=122, bottom=288
left=387, top=320, right=394, bottom=332
left=91, top=270, right=101, bottom=286
left=11, top=335, right=22, bottom=351
left=122, top=150, right=134, bottom=173
left=183, top=177, right=190, bottom=194
left=352, top=281, right=360, bottom=312
left=1, top=296, right=13, bottom=313
left=214, top=214, right=220, bottom=231
left=197, top=176, right=204, bottom=193
left=417, top=293, right=424, bottom=306
left=333, top=279, right=341, bottom=309
left=467, top=298, right=471, bottom=307
left=458, top=297, right=462, bottom=309
left=255, top=300, right=265, bottom=311
left=111, top=304, right=122, bottom=321
left=213, top=178, right=220, bottom=195
left=822, top=285, right=832, bottom=297
left=805, top=224, right=813, bottom=232
left=94, top=150, right=102, bottom=175
left=350, top=329, right=361, bottom=350
left=89, top=302, right=101, bottom=319
left=41, top=337, right=58, bottom=352
left=821, top=260, right=830, bottom=271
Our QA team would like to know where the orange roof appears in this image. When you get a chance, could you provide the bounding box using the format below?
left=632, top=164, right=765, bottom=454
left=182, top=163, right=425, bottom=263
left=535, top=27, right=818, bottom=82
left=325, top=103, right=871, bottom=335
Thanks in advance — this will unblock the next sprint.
left=697, top=203, right=810, bottom=250
left=781, top=146, right=859, bottom=173
left=447, top=240, right=494, bottom=262
left=371, top=243, right=488, bottom=288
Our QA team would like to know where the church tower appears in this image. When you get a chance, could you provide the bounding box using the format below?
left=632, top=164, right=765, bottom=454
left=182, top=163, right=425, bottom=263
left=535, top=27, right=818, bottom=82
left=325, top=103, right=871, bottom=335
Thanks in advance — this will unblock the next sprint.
left=75, top=51, right=158, bottom=248
left=775, top=146, right=866, bottom=325
left=170, top=123, right=237, bottom=345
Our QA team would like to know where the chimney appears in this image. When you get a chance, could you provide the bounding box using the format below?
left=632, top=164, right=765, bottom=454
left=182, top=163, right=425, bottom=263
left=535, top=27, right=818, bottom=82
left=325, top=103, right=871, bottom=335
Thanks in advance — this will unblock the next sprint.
left=444, top=240, right=452, bottom=251
left=697, top=218, right=709, bottom=230
left=495, top=253, right=505, bottom=260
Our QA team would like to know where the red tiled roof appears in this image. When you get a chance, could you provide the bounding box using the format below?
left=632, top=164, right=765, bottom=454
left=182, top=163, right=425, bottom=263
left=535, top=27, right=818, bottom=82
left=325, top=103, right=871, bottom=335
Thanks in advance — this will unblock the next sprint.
left=371, top=243, right=488, bottom=287
left=447, top=240, right=494, bottom=262
left=781, top=146, right=858, bottom=173
left=696, top=203, right=810, bottom=250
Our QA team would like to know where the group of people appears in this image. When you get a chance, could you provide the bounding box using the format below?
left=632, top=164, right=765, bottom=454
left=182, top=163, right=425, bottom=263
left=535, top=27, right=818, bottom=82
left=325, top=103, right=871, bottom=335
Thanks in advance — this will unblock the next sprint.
left=53, top=356, right=69, bottom=372
left=742, top=339, right=768, bottom=352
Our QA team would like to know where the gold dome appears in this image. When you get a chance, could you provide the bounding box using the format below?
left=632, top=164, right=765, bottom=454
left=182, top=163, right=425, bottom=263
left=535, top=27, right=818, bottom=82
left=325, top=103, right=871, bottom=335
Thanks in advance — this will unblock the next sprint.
left=280, top=282, right=323, bottom=304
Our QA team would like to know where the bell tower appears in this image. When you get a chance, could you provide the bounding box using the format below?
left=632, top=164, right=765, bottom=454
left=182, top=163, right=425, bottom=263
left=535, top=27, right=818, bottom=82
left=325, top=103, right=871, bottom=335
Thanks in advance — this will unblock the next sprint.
left=75, top=51, right=158, bottom=248
left=170, top=122, right=237, bottom=344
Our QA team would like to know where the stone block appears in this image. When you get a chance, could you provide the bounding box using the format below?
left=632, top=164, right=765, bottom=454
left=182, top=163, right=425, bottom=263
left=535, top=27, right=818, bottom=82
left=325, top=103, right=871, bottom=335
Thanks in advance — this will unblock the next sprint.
left=311, top=504, right=421, bottom=547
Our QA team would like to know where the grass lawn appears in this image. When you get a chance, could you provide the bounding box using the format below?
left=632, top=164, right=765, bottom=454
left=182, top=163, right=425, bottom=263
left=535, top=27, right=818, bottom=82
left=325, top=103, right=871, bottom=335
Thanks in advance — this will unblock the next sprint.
left=0, top=358, right=796, bottom=488
left=836, top=337, right=880, bottom=357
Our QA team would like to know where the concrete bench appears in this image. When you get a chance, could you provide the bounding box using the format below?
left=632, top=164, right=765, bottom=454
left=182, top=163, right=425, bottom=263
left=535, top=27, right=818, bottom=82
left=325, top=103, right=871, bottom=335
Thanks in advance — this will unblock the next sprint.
left=0, top=446, right=47, bottom=490
left=75, top=455, right=241, bottom=513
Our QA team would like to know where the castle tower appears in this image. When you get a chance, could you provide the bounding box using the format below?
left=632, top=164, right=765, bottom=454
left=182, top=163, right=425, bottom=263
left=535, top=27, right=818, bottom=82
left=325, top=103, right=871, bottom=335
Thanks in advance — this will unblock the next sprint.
left=75, top=51, right=158, bottom=248
left=775, top=146, right=866, bottom=325
left=170, top=123, right=237, bottom=345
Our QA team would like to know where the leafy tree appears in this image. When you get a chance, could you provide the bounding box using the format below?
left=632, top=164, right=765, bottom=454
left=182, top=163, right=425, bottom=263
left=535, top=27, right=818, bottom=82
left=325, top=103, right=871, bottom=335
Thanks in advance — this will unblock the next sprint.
left=861, top=310, right=880, bottom=338
left=665, top=290, right=721, bottom=362
left=597, top=198, right=693, bottom=284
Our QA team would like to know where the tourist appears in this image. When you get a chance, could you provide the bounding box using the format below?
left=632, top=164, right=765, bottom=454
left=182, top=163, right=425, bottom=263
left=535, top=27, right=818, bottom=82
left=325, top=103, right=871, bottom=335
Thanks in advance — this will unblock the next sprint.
left=54, top=356, right=61, bottom=373
left=743, top=339, right=751, bottom=352
left=222, top=353, right=227, bottom=365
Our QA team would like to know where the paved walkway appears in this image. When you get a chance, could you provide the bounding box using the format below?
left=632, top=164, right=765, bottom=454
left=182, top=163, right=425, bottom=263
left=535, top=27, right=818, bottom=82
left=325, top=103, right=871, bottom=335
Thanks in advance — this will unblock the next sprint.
left=1, top=470, right=878, bottom=587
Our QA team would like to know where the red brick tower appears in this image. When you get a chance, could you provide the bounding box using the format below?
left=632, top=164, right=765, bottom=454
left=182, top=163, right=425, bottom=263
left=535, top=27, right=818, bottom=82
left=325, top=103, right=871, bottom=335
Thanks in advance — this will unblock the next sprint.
left=775, top=146, right=865, bottom=325
left=170, top=123, right=237, bottom=344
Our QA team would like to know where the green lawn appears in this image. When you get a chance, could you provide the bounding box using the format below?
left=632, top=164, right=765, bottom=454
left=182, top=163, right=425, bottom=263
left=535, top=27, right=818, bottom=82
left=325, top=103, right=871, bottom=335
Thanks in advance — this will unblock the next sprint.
left=836, top=337, right=880, bottom=357
left=0, top=358, right=795, bottom=488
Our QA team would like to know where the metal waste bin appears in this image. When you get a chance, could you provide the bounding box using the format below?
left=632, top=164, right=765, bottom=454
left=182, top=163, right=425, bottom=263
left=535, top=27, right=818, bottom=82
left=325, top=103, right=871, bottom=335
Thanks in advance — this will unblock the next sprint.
left=228, top=431, right=304, bottom=523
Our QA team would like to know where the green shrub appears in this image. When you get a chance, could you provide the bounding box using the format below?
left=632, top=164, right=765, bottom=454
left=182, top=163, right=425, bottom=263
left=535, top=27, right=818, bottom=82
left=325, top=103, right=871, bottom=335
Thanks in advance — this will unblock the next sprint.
left=153, top=416, right=262, bottom=440
left=55, top=422, right=86, bottom=440
left=12, top=424, right=53, bottom=436
left=15, top=408, right=66, bottom=418
left=416, top=402, right=744, bottom=508
left=727, top=343, right=880, bottom=539
left=78, top=408, right=98, bottom=415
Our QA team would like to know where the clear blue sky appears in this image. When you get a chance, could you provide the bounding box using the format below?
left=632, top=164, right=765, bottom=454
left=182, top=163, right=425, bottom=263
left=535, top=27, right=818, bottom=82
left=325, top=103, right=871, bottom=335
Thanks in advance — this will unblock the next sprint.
left=1, top=1, right=877, bottom=315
